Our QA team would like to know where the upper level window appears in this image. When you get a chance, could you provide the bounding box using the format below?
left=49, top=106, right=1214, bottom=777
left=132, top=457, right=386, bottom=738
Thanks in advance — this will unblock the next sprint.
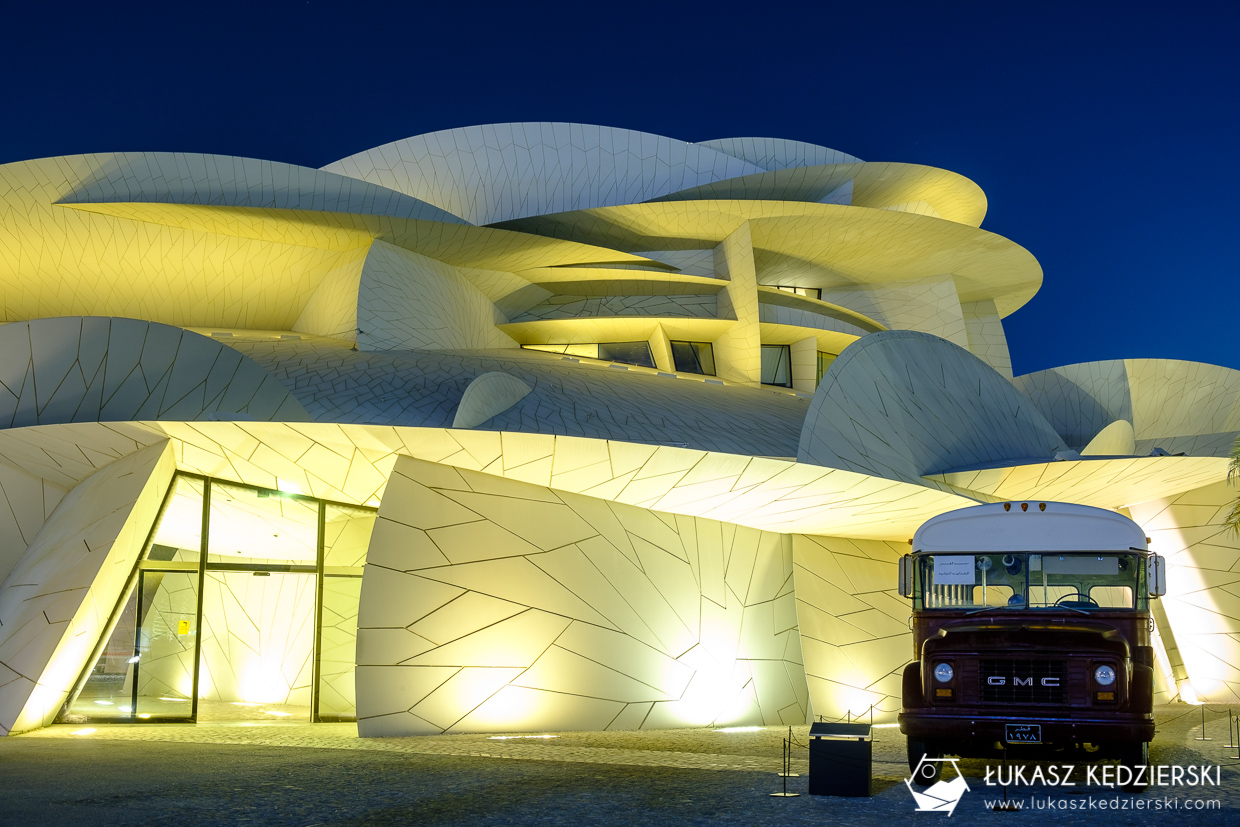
left=523, top=342, right=655, bottom=368
left=817, top=351, right=836, bottom=383
left=669, top=341, right=716, bottom=376
left=760, top=345, right=792, bottom=387
left=597, top=342, right=655, bottom=368
left=771, top=286, right=822, bottom=301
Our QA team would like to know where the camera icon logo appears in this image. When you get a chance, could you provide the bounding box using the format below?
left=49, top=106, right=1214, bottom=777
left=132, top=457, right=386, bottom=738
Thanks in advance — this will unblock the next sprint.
left=904, top=756, right=970, bottom=815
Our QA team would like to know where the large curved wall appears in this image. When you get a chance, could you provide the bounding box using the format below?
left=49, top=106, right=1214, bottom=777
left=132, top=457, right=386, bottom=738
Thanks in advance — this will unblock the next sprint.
left=0, top=442, right=174, bottom=735
left=792, top=534, right=912, bottom=720
left=355, top=242, right=517, bottom=352
left=798, top=330, right=1067, bottom=486
left=1129, top=480, right=1240, bottom=703
left=227, top=336, right=810, bottom=456
left=1015, top=359, right=1240, bottom=456
left=0, top=317, right=309, bottom=427
left=356, top=456, right=808, bottom=735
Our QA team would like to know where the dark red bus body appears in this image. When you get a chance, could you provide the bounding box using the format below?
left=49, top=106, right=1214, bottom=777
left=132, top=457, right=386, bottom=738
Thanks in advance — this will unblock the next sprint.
left=899, top=609, right=1155, bottom=758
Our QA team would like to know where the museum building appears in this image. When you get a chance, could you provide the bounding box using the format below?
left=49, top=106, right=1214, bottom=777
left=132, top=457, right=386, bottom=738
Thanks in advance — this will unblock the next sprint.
left=0, top=124, right=1236, bottom=737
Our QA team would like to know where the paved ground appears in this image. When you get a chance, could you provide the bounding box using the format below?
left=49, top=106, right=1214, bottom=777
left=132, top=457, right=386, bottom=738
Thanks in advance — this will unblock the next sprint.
left=3, top=705, right=1240, bottom=825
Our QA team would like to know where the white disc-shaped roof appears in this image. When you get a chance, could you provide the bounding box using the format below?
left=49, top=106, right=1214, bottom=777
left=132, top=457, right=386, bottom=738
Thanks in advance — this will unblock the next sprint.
left=696, top=136, right=861, bottom=169
left=323, top=123, right=767, bottom=225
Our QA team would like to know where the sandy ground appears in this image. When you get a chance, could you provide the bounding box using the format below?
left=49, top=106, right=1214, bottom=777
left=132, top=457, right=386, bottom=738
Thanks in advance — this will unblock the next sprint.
left=2, top=704, right=1238, bottom=825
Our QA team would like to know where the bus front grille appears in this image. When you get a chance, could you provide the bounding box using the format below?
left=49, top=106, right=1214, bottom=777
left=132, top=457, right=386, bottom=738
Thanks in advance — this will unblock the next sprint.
left=978, top=659, right=1066, bottom=704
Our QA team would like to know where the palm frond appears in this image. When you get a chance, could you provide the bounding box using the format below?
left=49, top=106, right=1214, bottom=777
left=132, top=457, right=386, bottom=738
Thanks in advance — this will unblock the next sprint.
left=1227, top=500, right=1240, bottom=534
left=1228, top=435, right=1240, bottom=534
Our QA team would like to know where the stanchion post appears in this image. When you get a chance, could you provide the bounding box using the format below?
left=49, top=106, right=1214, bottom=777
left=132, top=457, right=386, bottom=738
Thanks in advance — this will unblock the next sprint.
left=990, top=744, right=1021, bottom=812
left=1002, top=745, right=1008, bottom=807
left=1196, top=703, right=1212, bottom=741
left=770, top=737, right=800, bottom=797
left=778, top=726, right=800, bottom=777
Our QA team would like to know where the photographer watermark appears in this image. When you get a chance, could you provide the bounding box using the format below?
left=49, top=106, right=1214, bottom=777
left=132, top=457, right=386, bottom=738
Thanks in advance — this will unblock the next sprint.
left=904, top=760, right=1223, bottom=815
left=984, top=763, right=1220, bottom=788
left=905, top=757, right=970, bottom=815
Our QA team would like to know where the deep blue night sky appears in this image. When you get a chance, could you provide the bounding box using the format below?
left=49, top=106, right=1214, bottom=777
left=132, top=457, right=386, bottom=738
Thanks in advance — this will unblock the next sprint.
left=2, top=2, right=1235, bottom=377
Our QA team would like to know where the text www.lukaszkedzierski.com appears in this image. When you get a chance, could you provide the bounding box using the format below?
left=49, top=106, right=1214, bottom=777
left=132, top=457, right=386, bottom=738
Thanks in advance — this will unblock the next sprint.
left=984, top=797, right=1221, bottom=811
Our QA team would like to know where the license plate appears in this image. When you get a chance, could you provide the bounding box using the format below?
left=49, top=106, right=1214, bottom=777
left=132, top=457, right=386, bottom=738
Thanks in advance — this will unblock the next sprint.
left=1005, top=724, right=1042, bottom=744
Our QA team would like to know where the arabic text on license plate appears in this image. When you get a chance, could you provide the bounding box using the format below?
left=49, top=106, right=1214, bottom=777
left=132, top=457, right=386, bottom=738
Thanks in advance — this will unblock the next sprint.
left=1006, top=724, right=1041, bottom=744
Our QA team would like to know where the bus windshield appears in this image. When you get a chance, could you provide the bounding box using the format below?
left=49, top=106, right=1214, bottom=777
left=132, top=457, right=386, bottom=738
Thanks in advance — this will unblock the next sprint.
left=913, top=552, right=1147, bottom=612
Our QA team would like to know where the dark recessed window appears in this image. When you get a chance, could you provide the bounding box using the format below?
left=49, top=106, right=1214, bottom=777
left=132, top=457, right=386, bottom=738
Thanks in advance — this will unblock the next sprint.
left=669, top=341, right=716, bottom=376
left=772, top=286, right=822, bottom=301
left=521, top=343, right=598, bottom=358
left=597, top=341, right=656, bottom=368
left=761, top=344, right=792, bottom=387
left=522, top=342, right=655, bottom=366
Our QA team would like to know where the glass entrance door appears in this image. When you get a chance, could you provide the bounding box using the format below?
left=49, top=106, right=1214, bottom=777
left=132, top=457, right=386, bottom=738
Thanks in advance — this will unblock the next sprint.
left=196, top=569, right=316, bottom=722
left=131, top=568, right=199, bottom=720
left=196, top=481, right=320, bottom=722
left=65, top=474, right=372, bottom=726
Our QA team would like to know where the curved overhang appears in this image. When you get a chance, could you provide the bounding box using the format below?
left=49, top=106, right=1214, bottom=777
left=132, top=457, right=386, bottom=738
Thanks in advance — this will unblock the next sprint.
left=650, top=162, right=988, bottom=227
left=496, top=201, right=1042, bottom=316
left=514, top=268, right=724, bottom=293
left=756, top=287, right=886, bottom=333
left=53, top=202, right=673, bottom=271
left=926, top=455, right=1228, bottom=511
left=498, top=317, right=735, bottom=347
left=0, top=151, right=679, bottom=328
left=758, top=323, right=861, bottom=355
left=0, top=420, right=975, bottom=540
left=18, top=152, right=467, bottom=223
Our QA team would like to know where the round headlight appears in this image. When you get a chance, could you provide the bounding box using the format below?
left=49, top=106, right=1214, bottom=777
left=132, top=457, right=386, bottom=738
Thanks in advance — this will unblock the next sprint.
left=934, top=663, right=954, bottom=683
left=1094, top=665, right=1116, bottom=686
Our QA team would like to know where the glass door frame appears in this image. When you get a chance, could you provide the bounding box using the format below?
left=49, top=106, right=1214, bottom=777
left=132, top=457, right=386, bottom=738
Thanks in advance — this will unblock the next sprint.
left=61, top=472, right=371, bottom=724
left=129, top=564, right=202, bottom=722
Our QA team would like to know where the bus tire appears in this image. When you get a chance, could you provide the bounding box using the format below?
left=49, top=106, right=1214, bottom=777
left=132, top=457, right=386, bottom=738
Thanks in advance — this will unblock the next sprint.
left=908, top=738, right=942, bottom=783
left=1120, top=741, right=1149, bottom=793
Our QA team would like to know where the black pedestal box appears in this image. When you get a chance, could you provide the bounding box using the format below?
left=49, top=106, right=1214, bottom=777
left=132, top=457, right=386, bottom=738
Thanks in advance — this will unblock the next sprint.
left=807, top=722, right=872, bottom=797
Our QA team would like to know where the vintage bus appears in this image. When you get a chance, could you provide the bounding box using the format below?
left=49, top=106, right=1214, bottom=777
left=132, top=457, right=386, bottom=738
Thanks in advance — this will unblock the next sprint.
left=897, top=501, right=1166, bottom=792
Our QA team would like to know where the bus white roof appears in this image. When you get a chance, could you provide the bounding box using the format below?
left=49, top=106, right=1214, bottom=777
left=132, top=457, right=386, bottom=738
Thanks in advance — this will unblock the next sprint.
left=912, top=501, right=1148, bottom=553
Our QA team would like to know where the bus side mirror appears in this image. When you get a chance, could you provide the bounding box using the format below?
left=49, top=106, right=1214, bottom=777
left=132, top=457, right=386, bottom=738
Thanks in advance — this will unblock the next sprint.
left=1147, top=555, right=1166, bottom=597
left=898, top=555, right=913, bottom=598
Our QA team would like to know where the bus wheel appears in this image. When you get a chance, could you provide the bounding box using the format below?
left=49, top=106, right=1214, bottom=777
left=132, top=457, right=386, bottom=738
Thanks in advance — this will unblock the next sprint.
left=908, top=738, right=942, bottom=783
left=1120, top=741, right=1149, bottom=793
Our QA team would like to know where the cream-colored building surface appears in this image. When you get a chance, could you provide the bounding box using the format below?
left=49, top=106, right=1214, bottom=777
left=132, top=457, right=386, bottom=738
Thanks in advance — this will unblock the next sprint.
left=0, top=123, right=1236, bottom=736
